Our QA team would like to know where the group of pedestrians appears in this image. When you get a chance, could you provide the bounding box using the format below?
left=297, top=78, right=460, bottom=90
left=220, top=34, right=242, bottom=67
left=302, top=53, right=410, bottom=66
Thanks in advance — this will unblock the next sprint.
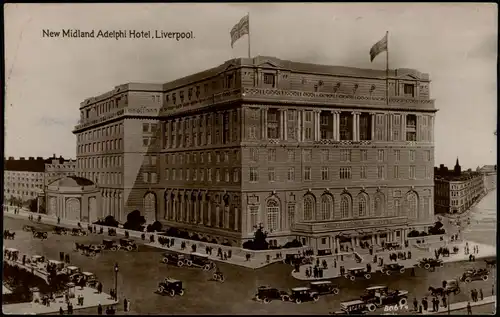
left=413, top=296, right=447, bottom=313
left=388, top=251, right=411, bottom=262
left=305, top=265, right=324, bottom=278
left=470, top=288, right=483, bottom=302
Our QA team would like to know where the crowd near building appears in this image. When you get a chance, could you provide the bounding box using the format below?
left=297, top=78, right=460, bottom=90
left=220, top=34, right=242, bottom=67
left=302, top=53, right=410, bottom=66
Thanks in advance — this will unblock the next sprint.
left=434, top=159, right=484, bottom=214
left=70, top=56, right=437, bottom=249
left=3, top=155, right=76, bottom=208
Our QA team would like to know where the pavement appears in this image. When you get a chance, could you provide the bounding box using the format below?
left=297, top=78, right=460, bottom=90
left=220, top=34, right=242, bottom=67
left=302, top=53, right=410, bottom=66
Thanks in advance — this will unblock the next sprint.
left=3, top=207, right=289, bottom=270
left=2, top=286, right=118, bottom=315
left=291, top=240, right=496, bottom=281
left=421, top=296, right=496, bottom=315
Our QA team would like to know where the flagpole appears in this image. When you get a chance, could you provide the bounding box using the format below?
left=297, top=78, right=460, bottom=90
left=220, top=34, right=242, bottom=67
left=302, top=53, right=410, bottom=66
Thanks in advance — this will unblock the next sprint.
left=386, top=31, right=389, bottom=105
left=247, top=12, right=251, bottom=58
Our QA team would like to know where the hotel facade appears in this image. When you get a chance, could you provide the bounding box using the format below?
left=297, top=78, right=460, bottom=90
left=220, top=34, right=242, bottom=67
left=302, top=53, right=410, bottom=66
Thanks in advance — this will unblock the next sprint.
left=72, top=56, right=436, bottom=250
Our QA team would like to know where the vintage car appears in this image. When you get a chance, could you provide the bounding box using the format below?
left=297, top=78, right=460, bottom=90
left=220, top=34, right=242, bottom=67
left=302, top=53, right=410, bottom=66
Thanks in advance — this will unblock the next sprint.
left=254, top=286, right=290, bottom=303
left=101, top=239, right=121, bottom=251
left=289, top=287, right=320, bottom=304
left=187, top=253, right=216, bottom=270
left=417, top=258, right=444, bottom=270
left=5, top=248, right=19, bottom=259
left=345, top=267, right=371, bottom=281
left=384, top=242, right=401, bottom=251
left=361, top=286, right=409, bottom=312
left=429, top=279, right=460, bottom=296
left=309, top=281, right=340, bottom=295
left=162, top=252, right=187, bottom=267
left=53, top=226, right=68, bottom=235
left=284, top=254, right=312, bottom=265
left=71, top=228, right=88, bottom=236
left=157, top=278, right=185, bottom=297
left=82, top=244, right=102, bottom=257
left=46, top=260, right=66, bottom=274
left=33, top=231, right=48, bottom=239
left=30, top=255, right=45, bottom=266
left=119, top=238, right=138, bottom=251
left=23, top=225, right=36, bottom=232
left=63, top=265, right=81, bottom=277
left=380, top=263, right=406, bottom=275
left=330, top=299, right=368, bottom=315
left=81, top=272, right=99, bottom=288
left=460, top=268, right=489, bottom=283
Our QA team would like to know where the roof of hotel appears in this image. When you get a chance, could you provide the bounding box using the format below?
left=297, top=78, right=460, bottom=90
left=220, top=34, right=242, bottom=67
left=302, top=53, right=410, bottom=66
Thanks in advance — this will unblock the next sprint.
left=48, top=176, right=95, bottom=187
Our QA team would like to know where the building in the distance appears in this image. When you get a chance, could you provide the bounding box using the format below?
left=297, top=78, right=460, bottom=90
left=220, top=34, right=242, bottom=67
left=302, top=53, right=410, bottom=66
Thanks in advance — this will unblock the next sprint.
left=72, top=56, right=436, bottom=250
left=478, top=165, right=496, bottom=192
left=44, top=155, right=77, bottom=188
left=434, top=159, right=484, bottom=214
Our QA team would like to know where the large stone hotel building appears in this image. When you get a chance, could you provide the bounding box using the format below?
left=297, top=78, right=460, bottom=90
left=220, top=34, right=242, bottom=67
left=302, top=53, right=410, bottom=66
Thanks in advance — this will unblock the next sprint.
left=72, top=56, right=436, bottom=249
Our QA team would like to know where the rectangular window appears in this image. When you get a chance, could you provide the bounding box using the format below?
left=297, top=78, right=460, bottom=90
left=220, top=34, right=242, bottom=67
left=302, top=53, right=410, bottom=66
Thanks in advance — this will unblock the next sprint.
left=249, top=167, right=258, bottom=182
left=268, top=149, right=276, bottom=162
left=360, top=166, right=367, bottom=179
left=193, top=169, right=197, bottom=181
left=249, top=206, right=259, bottom=232
left=360, top=150, right=368, bottom=162
left=250, top=148, right=258, bottom=162
left=393, top=165, right=399, bottom=179
left=287, top=150, right=295, bottom=162
left=377, top=166, right=385, bottom=180
left=200, top=169, right=205, bottom=181
left=172, top=169, right=176, bottom=180
left=394, top=150, right=401, bottom=161
left=377, top=149, right=385, bottom=161
left=303, top=149, right=312, bottom=162
left=409, top=150, right=416, bottom=162
left=305, top=127, right=312, bottom=140
left=341, top=149, right=351, bottom=162
left=225, top=169, right=230, bottom=182
left=142, top=123, right=149, bottom=133
left=186, top=169, right=190, bottom=181
left=207, top=168, right=212, bottom=182
left=340, top=167, right=352, bottom=179
left=287, top=167, right=295, bottom=181
left=304, top=167, right=311, bottom=181
left=216, top=169, right=220, bottom=182
left=142, top=172, right=149, bottom=183
left=409, top=166, right=416, bottom=179
left=321, top=150, right=329, bottom=162
left=305, top=111, right=312, bottom=122
left=403, top=84, right=415, bottom=97
left=268, top=168, right=276, bottom=182
left=321, top=167, right=329, bottom=180
left=287, top=205, right=296, bottom=227
left=150, top=172, right=158, bottom=183
left=263, top=73, right=275, bottom=86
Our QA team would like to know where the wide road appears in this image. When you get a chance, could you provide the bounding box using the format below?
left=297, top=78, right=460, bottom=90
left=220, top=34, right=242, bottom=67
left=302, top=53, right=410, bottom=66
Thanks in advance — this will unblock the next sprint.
left=3, top=217, right=496, bottom=315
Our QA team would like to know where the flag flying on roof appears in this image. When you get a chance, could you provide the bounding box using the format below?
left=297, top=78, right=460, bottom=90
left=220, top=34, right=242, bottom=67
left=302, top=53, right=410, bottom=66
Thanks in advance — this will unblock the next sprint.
left=369, top=33, right=388, bottom=62
left=230, top=14, right=249, bottom=48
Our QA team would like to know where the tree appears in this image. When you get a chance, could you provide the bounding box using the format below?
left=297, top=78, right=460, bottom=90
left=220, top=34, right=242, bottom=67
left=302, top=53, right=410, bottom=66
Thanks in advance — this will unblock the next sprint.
left=146, top=221, right=163, bottom=232
left=103, top=215, right=119, bottom=227
left=123, top=210, right=146, bottom=231
left=242, top=224, right=269, bottom=250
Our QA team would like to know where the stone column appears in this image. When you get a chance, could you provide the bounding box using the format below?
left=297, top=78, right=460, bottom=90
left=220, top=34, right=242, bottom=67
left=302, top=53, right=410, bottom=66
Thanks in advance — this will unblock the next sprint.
left=334, top=111, right=340, bottom=141
left=283, top=109, right=288, bottom=141
left=297, top=110, right=303, bottom=142
left=279, top=109, right=284, bottom=140
left=370, top=113, right=376, bottom=141
left=118, top=193, right=123, bottom=223
left=351, top=237, right=355, bottom=248
left=172, top=120, right=178, bottom=148
left=180, top=194, right=185, bottom=222
left=302, top=111, right=307, bottom=141
left=216, top=205, right=220, bottom=227
left=401, top=113, right=407, bottom=141
left=314, top=111, right=319, bottom=141
left=207, top=197, right=212, bottom=226
left=416, top=115, right=421, bottom=141
left=261, top=107, right=268, bottom=140
left=234, top=206, right=239, bottom=231
left=351, top=112, right=359, bottom=141
left=376, top=234, right=381, bottom=245
left=193, top=196, right=198, bottom=223
left=371, top=235, right=376, bottom=246
left=186, top=195, right=191, bottom=223
left=387, top=113, right=393, bottom=141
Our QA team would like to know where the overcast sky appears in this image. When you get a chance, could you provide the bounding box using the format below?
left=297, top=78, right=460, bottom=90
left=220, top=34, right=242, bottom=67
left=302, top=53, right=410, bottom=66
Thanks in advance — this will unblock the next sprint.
left=4, top=3, right=497, bottom=169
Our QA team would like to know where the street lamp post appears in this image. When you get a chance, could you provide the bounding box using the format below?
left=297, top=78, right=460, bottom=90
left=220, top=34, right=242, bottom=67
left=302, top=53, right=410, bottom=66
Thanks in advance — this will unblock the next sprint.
left=114, top=263, right=119, bottom=301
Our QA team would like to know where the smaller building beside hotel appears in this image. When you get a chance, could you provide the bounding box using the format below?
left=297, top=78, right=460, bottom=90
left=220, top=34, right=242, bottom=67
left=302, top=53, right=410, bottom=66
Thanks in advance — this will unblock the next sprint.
left=434, top=159, right=484, bottom=214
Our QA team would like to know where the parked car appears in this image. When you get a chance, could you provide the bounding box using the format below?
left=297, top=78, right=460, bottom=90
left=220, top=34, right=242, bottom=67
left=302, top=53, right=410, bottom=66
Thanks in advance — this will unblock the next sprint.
left=119, top=238, right=138, bottom=251
left=417, top=258, right=444, bottom=270
left=380, top=263, right=406, bottom=275
left=157, top=278, right=185, bottom=297
left=162, top=252, right=186, bottom=267
left=101, top=239, right=121, bottom=251
left=289, top=287, right=319, bottom=304
left=187, top=253, right=216, bottom=270
left=81, top=272, right=99, bottom=288
left=330, top=299, right=368, bottom=315
left=284, top=254, right=312, bottom=265
left=46, top=260, right=66, bottom=274
left=429, top=279, right=460, bottom=296
left=460, top=269, right=489, bottom=283
left=53, top=227, right=68, bottom=235
left=82, top=244, right=102, bottom=257
left=63, top=265, right=81, bottom=277
left=71, top=228, right=88, bottom=236
left=29, top=255, right=45, bottom=267
left=362, top=286, right=409, bottom=312
left=309, top=280, right=340, bottom=295
left=345, top=267, right=371, bottom=281
left=255, top=286, right=290, bottom=303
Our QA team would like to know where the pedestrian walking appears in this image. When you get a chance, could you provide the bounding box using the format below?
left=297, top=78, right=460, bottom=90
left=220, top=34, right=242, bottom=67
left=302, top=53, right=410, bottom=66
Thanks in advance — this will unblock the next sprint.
left=467, top=302, right=472, bottom=315
left=422, top=297, right=428, bottom=311
left=123, top=298, right=128, bottom=312
left=98, top=304, right=103, bottom=315
left=479, top=289, right=483, bottom=301
left=413, top=298, right=418, bottom=311
left=59, top=307, right=64, bottom=315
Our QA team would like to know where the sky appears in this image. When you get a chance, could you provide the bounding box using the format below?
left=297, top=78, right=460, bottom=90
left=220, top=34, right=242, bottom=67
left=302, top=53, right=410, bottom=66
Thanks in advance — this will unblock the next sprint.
left=4, top=3, right=497, bottom=169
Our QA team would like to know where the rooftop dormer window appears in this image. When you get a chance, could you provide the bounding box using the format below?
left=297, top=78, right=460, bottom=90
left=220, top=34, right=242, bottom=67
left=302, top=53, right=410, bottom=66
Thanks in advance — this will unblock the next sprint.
left=263, top=73, right=275, bottom=87
left=403, top=83, right=415, bottom=98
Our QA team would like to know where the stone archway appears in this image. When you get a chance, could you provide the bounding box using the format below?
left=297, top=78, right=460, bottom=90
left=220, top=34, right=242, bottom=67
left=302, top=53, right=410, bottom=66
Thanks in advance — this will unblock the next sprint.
left=143, top=192, right=157, bottom=223
left=65, top=198, right=81, bottom=221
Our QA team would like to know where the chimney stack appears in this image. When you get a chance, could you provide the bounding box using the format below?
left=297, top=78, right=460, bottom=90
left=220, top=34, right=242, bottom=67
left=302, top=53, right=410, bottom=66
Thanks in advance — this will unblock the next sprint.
left=29, top=157, right=34, bottom=160
left=8, top=157, right=14, bottom=160
left=20, top=157, right=25, bottom=160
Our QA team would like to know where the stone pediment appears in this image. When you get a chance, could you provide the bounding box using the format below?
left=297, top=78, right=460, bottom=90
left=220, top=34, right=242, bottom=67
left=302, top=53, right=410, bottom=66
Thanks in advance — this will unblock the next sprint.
left=395, top=68, right=425, bottom=80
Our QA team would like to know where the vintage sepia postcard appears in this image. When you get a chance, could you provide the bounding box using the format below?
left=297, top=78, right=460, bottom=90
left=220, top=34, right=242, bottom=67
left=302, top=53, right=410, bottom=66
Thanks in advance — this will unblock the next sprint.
left=3, top=3, right=497, bottom=315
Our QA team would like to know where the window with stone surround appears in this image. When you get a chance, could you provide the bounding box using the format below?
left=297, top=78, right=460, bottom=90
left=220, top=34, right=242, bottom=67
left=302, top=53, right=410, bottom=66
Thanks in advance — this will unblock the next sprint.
left=304, top=166, right=311, bottom=181
left=267, top=109, right=280, bottom=139
left=268, top=168, right=276, bottom=182
left=250, top=148, right=258, bottom=162
left=341, top=149, right=351, bottom=162
left=287, top=204, right=296, bottom=228
left=321, top=167, right=329, bottom=181
left=303, top=195, right=314, bottom=221
left=377, top=166, right=385, bottom=179
left=360, top=166, right=367, bottom=179
left=249, top=206, right=259, bottom=232
left=267, top=200, right=279, bottom=231
left=302, top=149, right=312, bottom=162
left=287, top=149, right=295, bottom=162
left=287, top=167, right=295, bottom=181
left=268, top=149, right=276, bottom=162
left=340, top=167, right=352, bottom=179
left=263, top=73, right=275, bottom=87
left=249, top=167, right=258, bottom=182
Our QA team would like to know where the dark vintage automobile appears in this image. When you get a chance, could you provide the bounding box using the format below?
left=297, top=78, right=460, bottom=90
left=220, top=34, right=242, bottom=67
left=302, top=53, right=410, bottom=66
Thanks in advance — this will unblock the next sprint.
left=71, top=228, right=88, bottom=236
left=380, top=263, right=406, bottom=275
left=361, top=286, right=409, bottom=312
left=255, top=286, right=290, bottom=303
left=81, top=244, right=102, bottom=257
left=330, top=300, right=368, bottom=315
left=309, top=280, right=340, bottom=295
left=108, top=228, right=117, bottom=236
left=119, top=238, right=138, bottom=251
left=79, top=272, right=99, bottom=288
left=383, top=242, right=401, bottom=251
left=429, top=279, right=460, bottom=296
left=188, top=253, right=216, bottom=270
left=101, top=239, right=121, bottom=251
left=284, top=254, right=312, bottom=265
left=53, top=226, right=68, bottom=235
left=417, top=258, right=444, bottom=270
left=162, top=252, right=187, bottom=267
left=289, top=287, right=320, bottom=304
left=345, top=267, right=371, bottom=281
left=460, top=268, right=489, bottom=283
left=157, top=278, right=185, bottom=297
left=33, top=231, right=48, bottom=239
